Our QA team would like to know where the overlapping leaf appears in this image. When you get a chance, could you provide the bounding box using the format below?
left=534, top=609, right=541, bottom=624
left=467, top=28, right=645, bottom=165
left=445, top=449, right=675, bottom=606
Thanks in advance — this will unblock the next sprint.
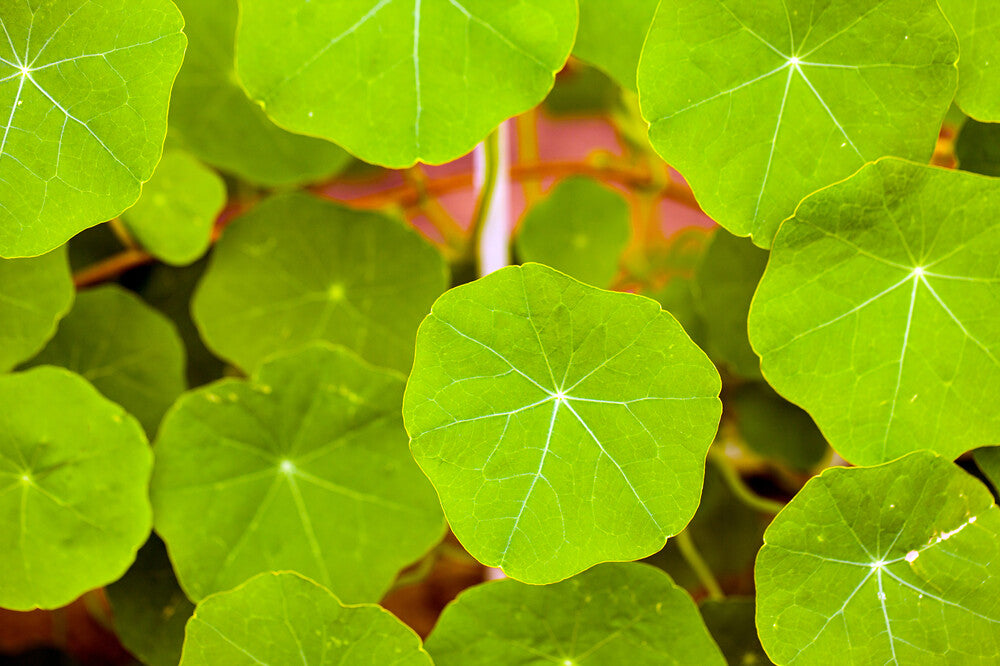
left=404, top=263, right=722, bottom=583
left=701, top=598, right=773, bottom=666
left=938, top=0, right=1000, bottom=121
left=574, top=0, right=659, bottom=91
left=731, top=383, right=828, bottom=471
left=638, top=0, right=957, bottom=246
left=757, top=451, right=1000, bottom=665
left=749, top=159, right=1000, bottom=465
left=0, top=246, right=72, bottom=371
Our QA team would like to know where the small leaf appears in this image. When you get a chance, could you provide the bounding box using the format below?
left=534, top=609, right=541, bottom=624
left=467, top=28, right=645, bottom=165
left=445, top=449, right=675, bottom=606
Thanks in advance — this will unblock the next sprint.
left=756, top=451, right=1000, bottom=665
left=169, top=0, right=352, bottom=187
left=574, top=0, right=659, bottom=91
left=515, top=176, right=631, bottom=288
left=121, top=151, right=226, bottom=266
left=404, top=263, right=721, bottom=583
left=638, top=0, right=957, bottom=246
left=426, top=563, right=725, bottom=665
left=180, top=571, right=432, bottom=666
left=0, top=246, right=73, bottom=371
left=749, top=158, right=1000, bottom=465
left=235, top=0, right=577, bottom=167
left=0, top=366, right=152, bottom=610
left=192, top=193, right=449, bottom=374
left=731, top=382, right=828, bottom=471
left=151, top=344, right=445, bottom=602
left=955, top=118, right=1000, bottom=177
left=938, top=0, right=1000, bottom=121
left=28, top=285, right=187, bottom=435
left=700, top=598, right=773, bottom=666
left=0, top=0, right=186, bottom=257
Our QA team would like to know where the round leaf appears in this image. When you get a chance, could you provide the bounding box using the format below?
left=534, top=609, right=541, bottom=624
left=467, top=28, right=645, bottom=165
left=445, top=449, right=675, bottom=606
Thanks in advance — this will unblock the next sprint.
left=121, top=151, right=226, bottom=266
left=0, top=246, right=72, bottom=371
left=749, top=158, right=1000, bottom=465
left=0, top=0, right=186, bottom=257
left=152, top=344, right=445, bottom=602
left=938, top=0, right=1000, bottom=121
left=404, top=263, right=722, bottom=583
left=637, top=0, right=957, bottom=246
left=515, top=176, right=631, bottom=288
left=235, top=0, right=577, bottom=167
left=28, top=285, right=187, bottom=435
left=756, top=451, right=1000, bottom=665
left=169, top=0, right=351, bottom=187
left=426, top=563, right=726, bottom=665
left=181, top=571, right=432, bottom=666
left=192, top=193, right=449, bottom=374
left=0, top=366, right=152, bottom=610
left=574, top=0, right=659, bottom=91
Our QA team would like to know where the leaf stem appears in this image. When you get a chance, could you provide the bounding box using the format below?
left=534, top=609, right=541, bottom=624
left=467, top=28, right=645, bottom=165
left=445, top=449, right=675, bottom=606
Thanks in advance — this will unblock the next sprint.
left=674, top=530, right=724, bottom=601
left=471, top=124, right=509, bottom=276
left=709, top=448, right=786, bottom=515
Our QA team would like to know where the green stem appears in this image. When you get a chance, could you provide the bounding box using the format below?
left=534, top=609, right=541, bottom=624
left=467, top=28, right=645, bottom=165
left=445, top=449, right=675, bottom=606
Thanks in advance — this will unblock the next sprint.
left=471, top=127, right=504, bottom=276
left=709, top=448, right=786, bottom=515
left=675, top=530, right=724, bottom=601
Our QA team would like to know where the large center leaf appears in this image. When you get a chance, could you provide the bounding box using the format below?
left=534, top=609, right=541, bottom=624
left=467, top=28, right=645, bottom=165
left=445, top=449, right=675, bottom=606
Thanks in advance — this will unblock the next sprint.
left=235, top=0, right=577, bottom=167
left=749, top=159, right=1000, bottom=465
left=756, top=451, right=1000, bottom=665
left=0, top=0, right=186, bottom=257
left=637, top=0, right=957, bottom=246
left=404, top=263, right=722, bottom=583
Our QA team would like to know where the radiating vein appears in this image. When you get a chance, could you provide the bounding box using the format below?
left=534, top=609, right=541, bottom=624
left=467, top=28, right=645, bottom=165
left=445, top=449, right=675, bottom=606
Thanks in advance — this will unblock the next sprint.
left=753, top=66, right=794, bottom=222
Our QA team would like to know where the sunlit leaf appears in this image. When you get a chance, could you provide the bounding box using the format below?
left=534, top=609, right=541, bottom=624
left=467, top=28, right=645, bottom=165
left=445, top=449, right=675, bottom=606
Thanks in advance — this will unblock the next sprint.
left=756, top=451, right=1000, bottom=665
left=0, top=366, right=151, bottom=610
left=180, top=571, right=432, bottom=666
left=404, top=263, right=721, bottom=583
left=749, top=159, right=1000, bottom=465
left=574, top=0, right=658, bottom=91
left=0, top=0, right=186, bottom=257
left=938, top=0, right=1000, bottom=121
left=426, top=563, right=725, bottom=665
left=638, top=0, right=957, bottom=246
left=235, top=0, right=577, bottom=167
left=152, top=344, right=445, bottom=602
left=0, top=246, right=72, bottom=371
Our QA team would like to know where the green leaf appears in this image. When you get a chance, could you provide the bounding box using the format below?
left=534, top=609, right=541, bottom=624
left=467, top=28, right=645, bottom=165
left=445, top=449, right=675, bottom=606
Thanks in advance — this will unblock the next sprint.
left=955, top=118, right=1000, bottom=177
left=0, top=0, right=186, bottom=257
left=543, top=65, right=620, bottom=117
left=169, top=0, right=352, bottom=187
left=694, top=230, right=768, bottom=379
left=27, top=285, right=186, bottom=436
left=637, top=0, right=957, bottom=246
left=938, top=0, right=1000, bottom=121
left=106, top=536, right=194, bottom=666
left=121, top=150, right=226, bottom=266
left=756, top=451, right=1000, bottom=665
left=700, top=598, right=773, bottom=666
left=974, top=446, right=1000, bottom=492
left=574, top=0, right=658, bottom=91
left=749, top=158, right=1000, bottom=465
left=515, top=176, right=631, bottom=288
left=192, top=193, right=448, bottom=374
left=235, top=0, right=577, bottom=167
left=180, top=571, right=432, bottom=666
left=426, top=562, right=725, bottom=665
left=0, top=366, right=151, bottom=610
left=404, top=263, right=722, bottom=583
left=0, top=246, right=72, bottom=371
left=151, top=344, right=445, bottom=602
left=731, top=382, right=828, bottom=471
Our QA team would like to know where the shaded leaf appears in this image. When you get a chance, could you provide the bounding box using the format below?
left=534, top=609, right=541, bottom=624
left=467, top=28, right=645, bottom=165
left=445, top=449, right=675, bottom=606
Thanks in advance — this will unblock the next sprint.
left=731, top=382, right=827, bottom=471
left=975, top=446, right=1000, bottom=493
left=955, top=118, right=1000, bottom=177
left=0, top=246, right=72, bottom=371
left=574, top=0, right=659, bottom=91
left=700, top=598, right=773, bottom=666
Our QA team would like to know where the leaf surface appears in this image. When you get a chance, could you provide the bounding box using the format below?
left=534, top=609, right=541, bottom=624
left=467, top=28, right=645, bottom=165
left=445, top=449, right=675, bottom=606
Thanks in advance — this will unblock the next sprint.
left=0, top=246, right=72, bottom=371
left=404, top=263, right=721, bottom=583
left=574, top=0, right=658, bottom=91
left=938, top=0, right=1000, bottom=121
left=700, top=598, right=773, bottom=666
left=974, top=446, right=1000, bottom=492
left=732, top=382, right=827, bottom=471
left=955, top=118, right=1000, bottom=177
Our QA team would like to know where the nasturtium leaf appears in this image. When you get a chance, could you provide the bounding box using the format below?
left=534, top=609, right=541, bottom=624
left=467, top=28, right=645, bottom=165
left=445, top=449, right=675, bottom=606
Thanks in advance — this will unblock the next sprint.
left=974, top=446, right=1000, bottom=493
left=28, top=285, right=186, bottom=436
left=637, top=0, right=958, bottom=247
left=0, top=0, right=186, bottom=257
left=121, top=151, right=226, bottom=266
left=404, top=263, right=722, bottom=583
left=192, top=193, right=448, bottom=374
left=235, top=0, right=577, bottom=168
left=0, top=246, right=72, bottom=371
left=694, top=230, right=767, bottom=379
left=749, top=159, right=1000, bottom=465
left=106, top=536, right=194, bottom=666
left=938, top=0, right=1000, bottom=121
left=756, top=451, right=1000, bottom=665
left=426, top=562, right=725, bottom=665
left=169, top=0, right=352, bottom=187
left=955, top=118, right=1000, bottom=177
left=180, top=571, right=432, bottom=666
left=515, top=176, right=631, bottom=288
left=543, top=64, right=620, bottom=117
left=732, top=382, right=827, bottom=471
left=700, top=598, right=773, bottom=666
left=152, top=344, right=445, bottom=603
left=0, top=366, right=152, bottom=610
left=653, top=276, right=708, bottom=352
left=574, top=0, right=658, bottom=91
